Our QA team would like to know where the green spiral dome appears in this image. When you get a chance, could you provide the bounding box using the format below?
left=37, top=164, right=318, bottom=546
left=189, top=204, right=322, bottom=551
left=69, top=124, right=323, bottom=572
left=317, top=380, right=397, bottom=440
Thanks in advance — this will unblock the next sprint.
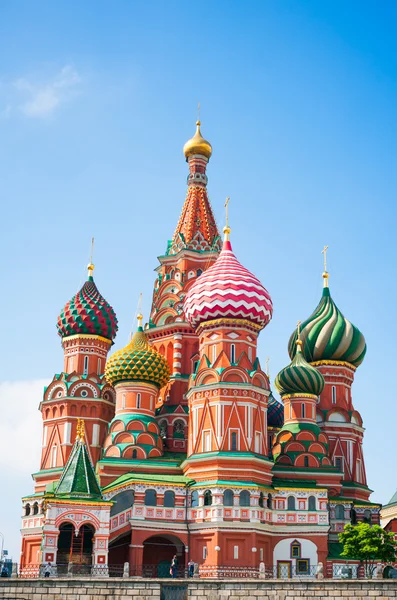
left=105, top=327, right=170, bottom=388
left=288, top=287, right=367, bottom=368
left=275, top=344, right=324, bottom=397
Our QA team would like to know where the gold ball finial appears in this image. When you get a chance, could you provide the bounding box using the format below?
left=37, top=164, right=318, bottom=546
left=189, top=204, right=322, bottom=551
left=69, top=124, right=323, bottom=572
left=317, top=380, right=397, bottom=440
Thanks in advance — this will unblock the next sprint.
left=223, top=225, right=231, bottom=241
left=137, top=313, right=143, bottom=328
left=87, top=262, right=95, bottom=278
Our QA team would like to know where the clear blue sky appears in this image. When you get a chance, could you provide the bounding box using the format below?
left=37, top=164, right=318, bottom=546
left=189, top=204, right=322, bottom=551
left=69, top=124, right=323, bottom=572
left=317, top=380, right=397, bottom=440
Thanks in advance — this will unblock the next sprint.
left=0, top=0, right=396, bottom=559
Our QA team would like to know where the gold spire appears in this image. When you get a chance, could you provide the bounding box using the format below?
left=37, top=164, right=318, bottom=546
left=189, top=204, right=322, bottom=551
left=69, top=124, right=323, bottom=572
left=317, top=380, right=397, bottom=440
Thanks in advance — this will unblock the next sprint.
left=321, top=245, right=329, bottom=287
left=76, top=418, right=85, bottom=442
left=87, top=237, right=95, bottom=278
left=223, top=197, right=231, bottom=241
left=183, top=118, right=212, bottom=160
left=137, top=292, right=143, bottom=329
left=296, top=320, right=303, bottom=351
left=265, top=356, right=270, bottom=378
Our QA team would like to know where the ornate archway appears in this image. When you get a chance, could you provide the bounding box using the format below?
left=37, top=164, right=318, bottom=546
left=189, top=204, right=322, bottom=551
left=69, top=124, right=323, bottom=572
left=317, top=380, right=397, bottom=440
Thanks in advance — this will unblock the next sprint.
left=142, top=534, right=185, bottom=578
left=56, top=523, right=95, bottom=569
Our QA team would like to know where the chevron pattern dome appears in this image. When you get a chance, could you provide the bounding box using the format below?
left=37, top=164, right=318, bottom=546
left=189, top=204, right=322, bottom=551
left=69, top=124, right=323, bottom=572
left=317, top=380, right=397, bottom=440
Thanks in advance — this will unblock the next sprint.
left=57, top=276, right=118, bottom=342
left=105, top=327, right=170, bottom=388
left=275, top=345, right=324, bottom=397
left=288, top=287, right=366, bottom=368
left=184, top=240, right=273, bottom=330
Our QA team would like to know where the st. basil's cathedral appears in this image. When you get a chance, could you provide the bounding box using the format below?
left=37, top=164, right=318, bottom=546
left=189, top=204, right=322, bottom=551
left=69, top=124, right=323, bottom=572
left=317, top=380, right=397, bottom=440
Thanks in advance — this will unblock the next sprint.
left=20, top=120, right=380, bottom=577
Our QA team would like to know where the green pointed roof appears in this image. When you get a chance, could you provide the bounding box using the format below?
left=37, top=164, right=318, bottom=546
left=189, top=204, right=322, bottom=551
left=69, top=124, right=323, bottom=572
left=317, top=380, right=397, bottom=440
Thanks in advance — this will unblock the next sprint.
left=55, top=424, right=102, bottom=501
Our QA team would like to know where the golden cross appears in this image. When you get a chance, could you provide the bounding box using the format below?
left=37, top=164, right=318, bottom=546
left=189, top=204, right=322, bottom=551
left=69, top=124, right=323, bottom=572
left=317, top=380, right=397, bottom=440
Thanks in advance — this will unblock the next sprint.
left=321, top=245, right=328, bottom=272
left=297, top=320, right=301, bottom=339
left=265, top=356, right=270, bottom=377
left=197, top=102, right=201, bottom=123
left=225, top=197, right=230, bottom=228
left=90, top=237, right=95, bottom=264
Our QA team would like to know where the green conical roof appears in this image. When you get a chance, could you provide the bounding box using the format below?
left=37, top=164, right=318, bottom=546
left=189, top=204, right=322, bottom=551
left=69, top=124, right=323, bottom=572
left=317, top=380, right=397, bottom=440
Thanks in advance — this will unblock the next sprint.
left=55, top=425, right=102, bottom=501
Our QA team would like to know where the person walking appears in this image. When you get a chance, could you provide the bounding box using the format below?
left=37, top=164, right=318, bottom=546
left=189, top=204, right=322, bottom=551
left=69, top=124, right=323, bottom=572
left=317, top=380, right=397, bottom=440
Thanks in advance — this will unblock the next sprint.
left=44, top=562, right=52, bottom=578
left=188, top=559, right=195, bottom=577
left=170, top=555, right=178, bottom=578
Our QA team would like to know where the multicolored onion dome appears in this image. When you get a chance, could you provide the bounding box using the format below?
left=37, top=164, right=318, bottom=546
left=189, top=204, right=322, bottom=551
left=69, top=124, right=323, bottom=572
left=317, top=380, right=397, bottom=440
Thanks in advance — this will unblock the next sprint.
left=288, top=287, right=367, bottom=368
left=183, top=120, right=212, bottom=160
left=105, top=318, right=170, bottom=388
left=184, top=239, right=273, bottom=330
left=267, top=393, right=284, bottom=428
left=275, top=342, right=324, bottom=397
left=57, top=268, right=118, bottom=342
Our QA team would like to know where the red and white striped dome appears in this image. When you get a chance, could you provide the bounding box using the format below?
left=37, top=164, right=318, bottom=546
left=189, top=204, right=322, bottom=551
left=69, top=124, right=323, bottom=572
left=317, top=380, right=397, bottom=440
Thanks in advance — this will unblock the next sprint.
left=183, top=240, right=273, bottom=330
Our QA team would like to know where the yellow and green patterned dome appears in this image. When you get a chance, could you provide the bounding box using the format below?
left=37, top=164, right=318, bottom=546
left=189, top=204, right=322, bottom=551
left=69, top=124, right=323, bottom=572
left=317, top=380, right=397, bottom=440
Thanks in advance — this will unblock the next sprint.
left=105, top=316, right=170, bottom=388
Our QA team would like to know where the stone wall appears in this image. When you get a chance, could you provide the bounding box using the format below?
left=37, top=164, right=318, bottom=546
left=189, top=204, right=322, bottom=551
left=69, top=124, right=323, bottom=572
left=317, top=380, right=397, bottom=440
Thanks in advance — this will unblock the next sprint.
left=1, top=578, right=397, bottom=600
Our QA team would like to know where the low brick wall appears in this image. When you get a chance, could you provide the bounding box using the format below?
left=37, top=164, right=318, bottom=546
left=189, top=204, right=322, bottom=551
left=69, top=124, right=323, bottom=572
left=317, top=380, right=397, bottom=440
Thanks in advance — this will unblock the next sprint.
left=1, top=578, right=397, bottom=600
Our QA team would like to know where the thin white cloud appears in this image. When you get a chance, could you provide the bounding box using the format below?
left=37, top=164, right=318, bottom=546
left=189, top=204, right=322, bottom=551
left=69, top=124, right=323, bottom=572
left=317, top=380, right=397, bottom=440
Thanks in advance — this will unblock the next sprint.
left=10, top=65, right=81, bottom=118
left=0, top=380, right=46, bottom=560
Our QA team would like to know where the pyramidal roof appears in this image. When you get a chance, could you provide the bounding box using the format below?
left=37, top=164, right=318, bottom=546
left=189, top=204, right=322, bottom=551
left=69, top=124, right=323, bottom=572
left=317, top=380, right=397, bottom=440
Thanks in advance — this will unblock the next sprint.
left=55, top=420, right=102, bottom=501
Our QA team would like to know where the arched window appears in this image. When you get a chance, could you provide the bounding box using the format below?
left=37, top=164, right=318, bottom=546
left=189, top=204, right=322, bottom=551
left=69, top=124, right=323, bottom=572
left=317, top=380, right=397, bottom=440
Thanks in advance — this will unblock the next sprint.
left=83, top=356, right=89, bottom=375
left=173, top=420, right=185, bottom=439
left=32, top=502, right=39, bottom=515
left=239, top=490, right=250, bottom=507
left=291, top=540, right=301, bottom=558
left=335, top=505, right=345, bottom=519
left=267, top=493, right=272, bottom=509
left=110, top=490, right=135, bottom=516
left=144, top=489, right=157, bottom=506
left=159, top=420, right=168, bottom=438
left=204, top=490, right=212, bottom=506
left=223, top=489, right=234, bottom=506
left=191, top=491, right=199, bottom=507
left=308, top=496, right=316, bottom=511
left=287, top=496, right=296, bottom=510
left=136, top=393, right=141, bottom=409
left=301, top=403, right=305, bottom=418
left=197, top=269, right=203, bottom=277
left=304, top=456, right=309, bottom=467
left=230, top=344, right=236, bottom=364
left=164, top=491, right=175, bottom=508
left=363, top=509, right=371, bottom=524
left=132, top=449, right=137, bottom=459
left=231, top=432, right=237, bottom=451
left=25, top=503, right=31, bottom=516
left=258, top=492, right=264, bottom=508
left=350, top=508, right=357, bottom=525
left=332, top=386, right=336, bottom=404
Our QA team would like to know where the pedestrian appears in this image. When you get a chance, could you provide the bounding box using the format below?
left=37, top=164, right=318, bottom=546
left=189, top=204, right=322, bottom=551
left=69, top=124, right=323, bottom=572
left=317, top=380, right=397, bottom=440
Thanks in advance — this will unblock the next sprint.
left=188, top=559, right=194, bottom=577
left=170, top=555, right=178, bottom=578
left=0, top=565, right=8, bottom=578
left=44, top=562, right=52, bottom=578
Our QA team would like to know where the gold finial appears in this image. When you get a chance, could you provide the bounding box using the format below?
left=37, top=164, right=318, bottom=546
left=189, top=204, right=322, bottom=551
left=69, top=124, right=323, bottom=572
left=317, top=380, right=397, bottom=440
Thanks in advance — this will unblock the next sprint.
left=223, top=197, right=231, bottom=241
left=321, top=245, right=329, bottom=287
left=265, top=356, right=270, bottom=378
left=136, top=293, right=143, bottom=328
left=76, top=418, right=85, bottom=442
left=87, top=237, right=95, bottom=278
left=296, top=320, right=303, bottom=350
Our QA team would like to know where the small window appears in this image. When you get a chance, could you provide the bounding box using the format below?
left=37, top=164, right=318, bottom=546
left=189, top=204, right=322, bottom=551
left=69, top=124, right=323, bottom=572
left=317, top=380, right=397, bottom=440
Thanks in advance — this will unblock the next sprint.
left=258, top=492, right=264, bottom=508
left=81, top=390, right=88, bottom=398
left=197, top=269, right=203, bottom=277
left=231, top=431, right=237, bottom=451
left=32, top=502, right=39, bottom=515
left=164, top=491, right=175, bottom=508
left=296, top=559, right=310, bottom=574
left=248, top=346, right=252, bottom=362
left=203, top=546, right=207, bottom=559
left=122, top=394, right=126, bottom=409
left=335, top=457, right=343, bottom=472
left=132, top=449, right=137, bottom=459
left=144, top=489, right=157, bottom=506
left=136, top=393, right=141, bottom=409
left=97, top=358, right=101, bottom=374
left=230, top=344, right=236, bottom=364
left=301, top=403, right=305, bottom=418
left=291, top=540, right=301, bottom=558
left=193, top=360, right=199, bottom=373
left=223, top=489, right=234, bottom=506
left=173, top=420, right=185, bottom=439
left=267, top=493, right=272, bottom=509
left=332, top=386, right=336, bottom=404
left=203, top=431, right=211, bottom=452
left=25, top=504, right=31, bottom=516
left=308, top=496, right=316, bottom=511
left=239, top=490, right=250, bottom=507
left=159, top=420, right=167, bottom=438
left=204, top=490, right=212, bottom=506
left=83, top=356, right=89, bottom=375
left=335, top=504, right=345, bottom=519
left=191, top=491, right=199, bottom=507
left=234, top=545, right=239, bottom=559
left=260, top=548, right=264, bottom=562
left=351, top=508, right=357, bottom=525
left=51, top=445, right=57, bottom=468
left=304, top=456, right=309, bottom=467
left=212, top=345, right=216, bottom=362
left=287, top=496, right=296, bottom=511
left=363, top=509, right=371, bottom=524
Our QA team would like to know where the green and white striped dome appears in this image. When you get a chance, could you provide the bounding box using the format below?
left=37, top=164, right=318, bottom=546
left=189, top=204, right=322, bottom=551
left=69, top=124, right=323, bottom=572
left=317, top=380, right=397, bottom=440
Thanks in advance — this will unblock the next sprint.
left=275, top=343, right=324, bottom=397
left=288, top=287, right=367, bottom=368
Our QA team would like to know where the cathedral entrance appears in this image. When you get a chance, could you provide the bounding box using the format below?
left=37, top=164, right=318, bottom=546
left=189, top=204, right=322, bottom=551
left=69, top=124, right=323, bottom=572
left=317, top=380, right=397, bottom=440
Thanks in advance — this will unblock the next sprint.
left=143, top=534, right=185, bottom=577
left=56, top=523, right=95, bottom=573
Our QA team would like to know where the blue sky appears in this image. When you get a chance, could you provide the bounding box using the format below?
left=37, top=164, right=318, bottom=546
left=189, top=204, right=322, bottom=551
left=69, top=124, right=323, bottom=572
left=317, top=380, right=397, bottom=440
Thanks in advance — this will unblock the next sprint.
left=0, top=0, right=396, bottom=559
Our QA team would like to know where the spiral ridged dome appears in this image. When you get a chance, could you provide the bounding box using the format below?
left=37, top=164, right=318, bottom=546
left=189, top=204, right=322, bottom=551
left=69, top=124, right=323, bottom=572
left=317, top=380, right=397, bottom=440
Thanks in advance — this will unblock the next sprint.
left=184, top=239, right=273, bottom=330
left=267, top=393, right=284, bottom=428
left=275, top=344, right=324, bottom=397
left=288, top=287, right=366, bottom=367
left=57, top=275, right=118, bottom=342
left=183, top=121, right=212, bottom=160
left=105, top=326, right=170, bottom=388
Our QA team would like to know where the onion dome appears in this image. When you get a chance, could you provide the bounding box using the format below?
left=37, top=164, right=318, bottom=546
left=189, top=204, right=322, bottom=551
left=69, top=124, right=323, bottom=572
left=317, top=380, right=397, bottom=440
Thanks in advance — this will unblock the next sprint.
left=57, top=263, right=118, bottom=342
left=105, top=315, right=170, bottom=388
left=267, top=393, right=284, bottom=428
left=288, top=287, right=367, bottom=368
left=184, top=231, right=273, bottom=330
left=276, top=337, right=324, bottom=397
left=183, top=121, right=212, bottom=160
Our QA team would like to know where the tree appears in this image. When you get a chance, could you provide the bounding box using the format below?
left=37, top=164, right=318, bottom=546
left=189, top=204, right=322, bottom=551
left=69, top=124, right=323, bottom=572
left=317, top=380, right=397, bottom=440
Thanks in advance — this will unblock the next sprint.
left=339, top=523, right=397, bottom=578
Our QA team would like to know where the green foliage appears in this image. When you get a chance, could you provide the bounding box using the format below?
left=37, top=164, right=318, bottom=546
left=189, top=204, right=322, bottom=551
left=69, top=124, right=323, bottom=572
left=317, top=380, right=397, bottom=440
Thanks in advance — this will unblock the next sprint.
left=339, top=523, right=397, bottom=578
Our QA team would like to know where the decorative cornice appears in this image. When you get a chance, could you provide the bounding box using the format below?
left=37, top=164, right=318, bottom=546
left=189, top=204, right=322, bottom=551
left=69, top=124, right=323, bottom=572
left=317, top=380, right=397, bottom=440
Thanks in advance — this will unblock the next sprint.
left=281, top=393, right=319, bottom=401
left=62, top=333, right=113, bottom=345
left=311, top=359, right=357, bottom=372
left=196, top=318, right=262, bottom=334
